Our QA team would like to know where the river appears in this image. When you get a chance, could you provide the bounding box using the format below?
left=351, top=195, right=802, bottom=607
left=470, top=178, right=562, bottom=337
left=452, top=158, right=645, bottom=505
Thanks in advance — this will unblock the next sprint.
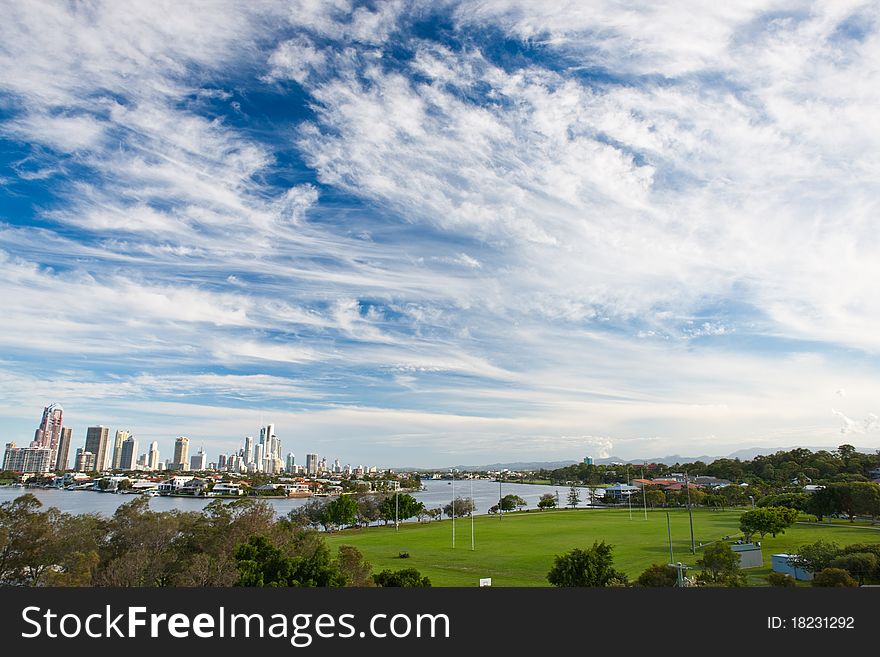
left=0, top=479, right=600, bottom=519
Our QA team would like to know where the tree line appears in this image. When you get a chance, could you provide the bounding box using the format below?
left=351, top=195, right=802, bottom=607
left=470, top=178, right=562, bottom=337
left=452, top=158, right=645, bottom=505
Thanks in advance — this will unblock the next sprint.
left=0, top=494, right=429, bottom=587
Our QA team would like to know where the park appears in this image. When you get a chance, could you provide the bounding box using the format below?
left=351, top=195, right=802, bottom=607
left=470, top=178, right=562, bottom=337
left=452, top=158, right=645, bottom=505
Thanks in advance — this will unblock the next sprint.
left=323, top=506, right=880, bottom=586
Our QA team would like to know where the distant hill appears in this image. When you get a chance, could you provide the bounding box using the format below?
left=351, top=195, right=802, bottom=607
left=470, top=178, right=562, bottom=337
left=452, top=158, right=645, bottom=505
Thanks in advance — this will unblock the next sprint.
left=398, top=445, right=878, bottom=471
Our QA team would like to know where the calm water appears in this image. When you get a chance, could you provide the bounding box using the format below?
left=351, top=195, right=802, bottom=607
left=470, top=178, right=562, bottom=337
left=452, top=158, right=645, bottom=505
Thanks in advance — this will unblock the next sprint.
left=0, top=479, right=600, bottom=519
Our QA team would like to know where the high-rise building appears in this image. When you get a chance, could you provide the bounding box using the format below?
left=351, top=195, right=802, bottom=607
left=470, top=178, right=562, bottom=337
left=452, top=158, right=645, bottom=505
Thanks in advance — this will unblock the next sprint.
left=306, top=453, right=318, bottom=476
left=84, top=426, right=110, bottom=473
left=111, top=430, right=129, bottom=469
left=137, top=453, right=147, bottom=467
left=190, top=449, right=206, bottom=471
left=119, top=435, right=138, bottom=471
left=217, top=454, right=227, bottom=470
left=244, top=435, right=254, bottom=465
left=173, top=437, right=190, bottom=471
left=3, top=442, right=53, bottom=474
left=583, top=456, right=594, bottom=465
left=56, top=426, right=72, bottom=471
left=74, top=448, right=96, bottom=472
left=286, top=452, right=296, bottom=473
left=32, top=403, right=64, bottom=469
left=254, top=443, right=264, bottom=472
left=148, top=441, right=159, bottom=470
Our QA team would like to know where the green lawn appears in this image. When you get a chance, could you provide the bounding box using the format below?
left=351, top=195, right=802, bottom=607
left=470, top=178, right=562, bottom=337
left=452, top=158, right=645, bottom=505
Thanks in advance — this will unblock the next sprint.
left=324, top=507, right=880, bottom=587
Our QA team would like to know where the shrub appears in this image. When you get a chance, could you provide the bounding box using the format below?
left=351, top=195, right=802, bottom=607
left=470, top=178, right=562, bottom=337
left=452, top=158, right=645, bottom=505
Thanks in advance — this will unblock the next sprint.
left=767, top=572, right=796, bottom=587
left=811, top=568, right=858, bottom=587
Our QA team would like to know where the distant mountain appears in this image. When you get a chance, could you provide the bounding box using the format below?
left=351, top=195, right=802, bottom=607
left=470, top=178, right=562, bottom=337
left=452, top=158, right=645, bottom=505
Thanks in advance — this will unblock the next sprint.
left=398, top=460, right=579, bottom=472
left=597, top=445, right=879, bottom=466
left=397, top=445, right=878, bottom=471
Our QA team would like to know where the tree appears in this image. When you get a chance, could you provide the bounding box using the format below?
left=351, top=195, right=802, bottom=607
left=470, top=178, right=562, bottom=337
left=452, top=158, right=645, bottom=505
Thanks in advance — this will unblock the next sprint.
left=234, top=535, right=346, bottom=587
left=695, top=542, right=747, bottom=587
left=443, top=497, right=475, bottom=518
left=739, top=506, right=799, bottom=542
left=767, top=572, right=796, bottom=587
left=356, top=495, right=382, bottom=527
left=379, top=493, right=425, bottom=524
left=756, top=492, right=807, bottom=511
left=373, top=568, right=431, bottom=587
left=823, top=482, right=880, bottom=521
left=636, top=563, right=678, bottom=587
left=547, top=541, right=627, bottom=587
left=336, top=545, right=374, bottom=587
left=288, top=497, right=329, bottom=529
left=789, top=540, right=840, bottom=574
left=500, top=494, right=526, bottom=512
left=812, top=567, right=858, bottom=587
left=537, top=493, right=557, bottom=510
left=567, top=485, right=581, bottom=508
left=804, top=488, right=835, bottom=521
left=830, top=552, right=878, bottom=586
left=323, top=495, right=358, bottom=530
left=644, top=489, right=665, bottom=508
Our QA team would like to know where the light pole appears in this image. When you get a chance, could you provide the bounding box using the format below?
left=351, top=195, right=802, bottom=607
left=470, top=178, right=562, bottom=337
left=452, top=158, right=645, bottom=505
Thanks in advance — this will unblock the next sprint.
left=685, top=471, right=696, bottom=554
left=470, top=477, right=474, bottom=551
left=498, top=477, right=502, bottom=520
left=451, top=469, right=455, bottom=549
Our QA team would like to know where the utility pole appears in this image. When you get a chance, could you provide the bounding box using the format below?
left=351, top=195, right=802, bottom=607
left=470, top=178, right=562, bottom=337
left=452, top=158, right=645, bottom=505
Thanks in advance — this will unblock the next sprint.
left=395, top=490, right=399, bottom=532
left=470, top=477, right=474, bottom=551
left=498, top=477, right=502, bottom=519
left=451, top=469, right=455, bottom=549
left=685, top=471, right=695, bottom=554
left=641, top=462, right=648, bottom=520
left=627, top=465, right=632, bottom=520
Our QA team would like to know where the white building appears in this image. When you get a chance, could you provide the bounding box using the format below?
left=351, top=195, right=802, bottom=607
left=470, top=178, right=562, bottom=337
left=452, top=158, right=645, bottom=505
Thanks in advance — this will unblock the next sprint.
left=158, top=476, right=194, bottom=494
left=3, top=443, right=52, bottom=474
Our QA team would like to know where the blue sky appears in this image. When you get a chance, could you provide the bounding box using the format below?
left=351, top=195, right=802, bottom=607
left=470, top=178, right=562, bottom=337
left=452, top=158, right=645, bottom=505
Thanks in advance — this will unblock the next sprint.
left=1, top=1, right=878, bottom=467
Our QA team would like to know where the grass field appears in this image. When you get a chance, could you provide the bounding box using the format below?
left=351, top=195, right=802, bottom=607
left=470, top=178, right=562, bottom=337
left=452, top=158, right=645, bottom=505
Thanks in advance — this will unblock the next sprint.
left=323, top=507, right=880, bottom=586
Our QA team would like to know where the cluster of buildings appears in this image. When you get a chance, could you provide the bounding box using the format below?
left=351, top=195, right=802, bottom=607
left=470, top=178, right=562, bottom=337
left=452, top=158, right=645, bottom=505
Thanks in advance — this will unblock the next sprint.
left=2, top=403, right=381, bottom=480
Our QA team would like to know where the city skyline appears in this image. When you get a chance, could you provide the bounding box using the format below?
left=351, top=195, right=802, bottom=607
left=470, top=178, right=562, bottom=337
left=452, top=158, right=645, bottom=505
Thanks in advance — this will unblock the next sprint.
left=1, top=2, right=879, bottom=466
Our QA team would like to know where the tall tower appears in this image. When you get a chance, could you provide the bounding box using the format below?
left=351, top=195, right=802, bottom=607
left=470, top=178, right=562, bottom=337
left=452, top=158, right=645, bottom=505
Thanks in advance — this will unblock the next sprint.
left=148, top=441, right=159, bottom=470
left=111, top=430, right=129, bottom=470
left=190, top=448, right=206, bottom=471
left=173, top=437, right=190, bottom=471
left=84, top=426, right=110, bottom=473
left=32, top=403, right=64, bottom=469
left=56, top=426, right=72, bottom=471
left=244, top=435, right=254, bottom=465
left=119, top=435, right=138, bottom=471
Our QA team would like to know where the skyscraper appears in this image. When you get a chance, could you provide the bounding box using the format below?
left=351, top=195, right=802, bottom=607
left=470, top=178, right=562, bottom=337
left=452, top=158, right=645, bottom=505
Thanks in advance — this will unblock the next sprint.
left=111, top=430, right=129, bottom=469
left=56, top=426, right=72, bottom=472
left=32, top=403, right=64, bottom=469
left=119, top=435, right=138, bottom=471
left=84, top=426, right=110, bottom=473
left=306, top=453, right=318, bottom=475
left=148, top=441, right=159, bottom=470
left=4, top=442, right=52, bottom=474
left=286, top=452, right=296, bottom=473
left=173, top=437, right=190, bottom=471
left=190, top=449, right=206, bottom=471
left=244, top=435, right=254, bottom=465
left=74, top=448, right=96, bottom=472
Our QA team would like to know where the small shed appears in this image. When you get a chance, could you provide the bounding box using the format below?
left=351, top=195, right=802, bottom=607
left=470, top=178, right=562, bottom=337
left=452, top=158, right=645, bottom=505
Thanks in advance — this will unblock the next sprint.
left=731, top=542, right=763, bottom=568
left=771, top=553, right=813, bottom=581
